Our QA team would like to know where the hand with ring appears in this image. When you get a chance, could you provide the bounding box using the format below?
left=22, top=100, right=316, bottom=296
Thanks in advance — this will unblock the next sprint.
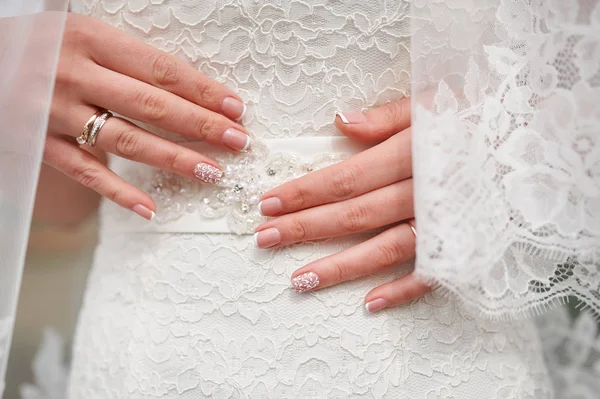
left=254, top=97, right=432, bottom=312
left=45, top=14, right=249, bottom=220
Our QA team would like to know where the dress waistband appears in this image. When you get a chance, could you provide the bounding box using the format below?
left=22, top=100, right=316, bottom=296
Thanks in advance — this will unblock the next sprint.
left=100, top=137, right=368, bottom=235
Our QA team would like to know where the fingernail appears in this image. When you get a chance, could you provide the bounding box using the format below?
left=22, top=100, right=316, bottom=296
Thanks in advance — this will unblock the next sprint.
left=222, top=97, right=246, bottom=120
left=336, top=112, right=367, bottom=124
left=253, top=227, right=281, bottom=248
left=291, top=272, right=320, bottom=293
left=193, top=163, right=223, bottom=184
left=365, top=298, right=388, bottom=313
left=132, top=204, right=155, bottom=221
left=258, top=197, right=282, bottom=216
left=222, top=128, right=251, bottom=152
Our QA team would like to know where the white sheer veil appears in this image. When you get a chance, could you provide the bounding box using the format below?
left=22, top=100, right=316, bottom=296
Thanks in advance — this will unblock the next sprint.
left=0, top=0, right=67, bottom=395
left=411, top=0, right=600, bottom=321
left=410, top=0, right=600, bottom=395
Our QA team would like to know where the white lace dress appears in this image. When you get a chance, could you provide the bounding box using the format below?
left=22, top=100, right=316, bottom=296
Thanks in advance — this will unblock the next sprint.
left=67, top=1, right=552, bottom=398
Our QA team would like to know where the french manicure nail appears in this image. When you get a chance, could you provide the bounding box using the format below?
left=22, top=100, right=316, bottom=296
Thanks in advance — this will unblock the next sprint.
left=253, top=227, right=281, bottom=248
left=365, top=298, right=388, bottom=313
left=132, top=204, right=155, bottom=221
left=222, top=128, right=251, bottom=152
left=193, top=163, right=223, bottom=184
left=258, top=197, right=282, bottom=216
left=336, top=112, right=367, bottom=124
left=291, top=272, right=320, bottom=293
left=222, top=97, right=246, bottom=120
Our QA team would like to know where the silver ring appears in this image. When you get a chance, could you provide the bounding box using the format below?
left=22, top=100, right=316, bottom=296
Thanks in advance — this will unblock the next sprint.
left=86, top=110, right=113, bottom=147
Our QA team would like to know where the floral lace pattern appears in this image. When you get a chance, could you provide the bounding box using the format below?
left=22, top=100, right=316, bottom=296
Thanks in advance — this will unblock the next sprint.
left=68, top=233, right=552, bottom=398
left=411, top=0, right=600, bottom=317
left=105, top=139, right=348, bottom=234
left=72, top=0, right=411, bottom=140
left=68, top=0, right=553, bottom=397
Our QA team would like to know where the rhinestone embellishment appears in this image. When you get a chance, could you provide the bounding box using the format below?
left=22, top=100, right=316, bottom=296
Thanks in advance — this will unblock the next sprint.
left=114, top=139, right=347, bottom=234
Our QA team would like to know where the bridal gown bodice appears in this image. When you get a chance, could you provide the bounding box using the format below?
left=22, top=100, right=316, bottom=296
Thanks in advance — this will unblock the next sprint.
left=68, top=1, right=552, bottom=398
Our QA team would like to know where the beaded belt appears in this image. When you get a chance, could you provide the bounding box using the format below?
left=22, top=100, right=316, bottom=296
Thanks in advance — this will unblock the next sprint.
left=101, top=137, right=369, bottom=235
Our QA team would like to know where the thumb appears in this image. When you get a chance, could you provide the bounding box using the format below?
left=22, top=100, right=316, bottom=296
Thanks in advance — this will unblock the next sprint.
left=335, top=97, right=411, bottom=144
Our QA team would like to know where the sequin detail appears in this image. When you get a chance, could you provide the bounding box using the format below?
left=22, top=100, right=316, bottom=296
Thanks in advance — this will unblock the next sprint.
left=115, top=140, right=347, bottom=234
left=291, top=272, right=320, bottom=293
left=193, top=163, right=223, bottom=184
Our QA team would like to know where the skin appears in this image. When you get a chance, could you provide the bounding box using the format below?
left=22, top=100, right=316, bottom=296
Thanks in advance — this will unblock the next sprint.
left=37, top=13, right=248, bottom=224
left=256, top=97, right=432, bottom=312
left=36, top=14, right=428, bottom=311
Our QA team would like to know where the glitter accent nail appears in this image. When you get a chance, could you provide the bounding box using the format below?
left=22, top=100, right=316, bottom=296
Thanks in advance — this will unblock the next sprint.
left=193, top=163, right=223, bottom=184
left=291, top=272, right=320, bottom=293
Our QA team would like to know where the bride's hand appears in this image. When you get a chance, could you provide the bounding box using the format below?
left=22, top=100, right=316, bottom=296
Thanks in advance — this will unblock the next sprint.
left=45, top=14, right=249, bottom=220
left=254, top=97, right=431, bottom=312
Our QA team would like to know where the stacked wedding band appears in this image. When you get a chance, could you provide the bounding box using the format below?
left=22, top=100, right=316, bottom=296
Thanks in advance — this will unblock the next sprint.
left=409, top=224, right=417, bottom=237
left=76, top=109, right=113, bottom=146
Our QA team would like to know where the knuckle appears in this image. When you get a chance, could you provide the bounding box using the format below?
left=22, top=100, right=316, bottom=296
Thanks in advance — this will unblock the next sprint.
left=288, top=219, right=310, bottom=241
left=56, top=61, right=90, bottom=93
left=194, top=79, right=216, bottom=101
left=193, top=114, right=215, bottom=141
left=381, top=101, right=404, bottom=124
left=331, top=261, right=348, bottom=282
left=151, top=53, right=180, bottom=87
left=163, top=150, right=184, bottom=172
left=339, top=204, right=369, bottom=232
left=55, top=66, right=76, bottom=87
left=329, top=165, right=361, bottom=199
left=64, top=21, right=90, bottom=47
left=287, top=185, right=308, bottom=209
left=137, top=91, right=168, bottom=122
left=374, top=240, right=405, bottom=268
left=71, top=164, right=101, bottom=189
left=114, top=129, right=142, bottom=158
left=104, top=186, right=121, bottom=203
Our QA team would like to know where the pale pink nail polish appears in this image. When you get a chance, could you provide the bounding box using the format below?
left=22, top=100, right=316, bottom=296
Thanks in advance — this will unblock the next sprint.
left=222, top=128, right=251, bottom=152
left=253, top=227, right=281, bottom=248
left=132, top=204, right=155, bottom=221
left=337, top=112, right=367, bottom=124
left=193, top=163, right=223, bottom=184
left=291, top=272, right=320, bottom=293
left=221, top=97, right=246, bottom=120
left=258, top=197, right=282, bottom=216
left=365, top=298, right=388, bottom=313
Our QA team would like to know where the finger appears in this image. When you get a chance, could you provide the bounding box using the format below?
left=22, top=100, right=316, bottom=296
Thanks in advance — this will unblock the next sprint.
left=60, top=105, right=224, bottom=184
left=335, top=97, right=411, bottom=143
left=254, top=179, right=413, bottom=248
left=78, top=16, right=246, bottom=121
left=363, top=273, right=433, bottom=313
left=259, top=131, right=411, bottom=216
left=81, top=66, right=250, bottom=152
left=43, top=135, right=157, bottom=220
left=289, top=223, right=416, bottom=292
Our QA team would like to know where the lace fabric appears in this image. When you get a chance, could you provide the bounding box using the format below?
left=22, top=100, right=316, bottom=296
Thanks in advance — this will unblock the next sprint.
left=68, top=233, right=552, bottom=398
left=411, top=0, right=600, bottom=318
left=66, top=0, right=553, bottom=397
